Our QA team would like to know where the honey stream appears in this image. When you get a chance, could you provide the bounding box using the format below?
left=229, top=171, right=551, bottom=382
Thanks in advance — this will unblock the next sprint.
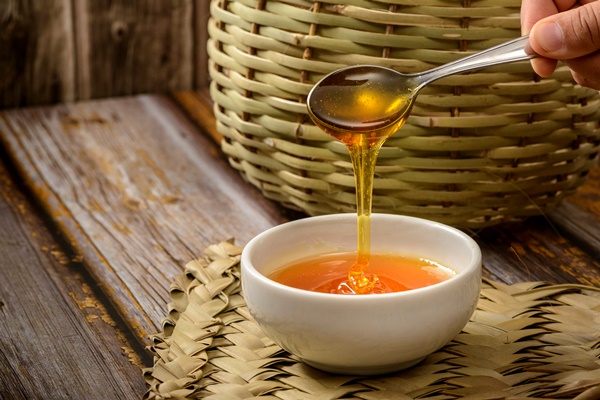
left=307, top=66, right=414, bottom=294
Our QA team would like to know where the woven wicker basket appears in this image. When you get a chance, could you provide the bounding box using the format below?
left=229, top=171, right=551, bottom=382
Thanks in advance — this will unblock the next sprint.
left=207, top=0, right=600, bottom=228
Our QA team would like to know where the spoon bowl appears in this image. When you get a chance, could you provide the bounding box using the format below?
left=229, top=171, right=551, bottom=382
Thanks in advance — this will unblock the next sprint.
left=307, top=65, right=415, bottom=139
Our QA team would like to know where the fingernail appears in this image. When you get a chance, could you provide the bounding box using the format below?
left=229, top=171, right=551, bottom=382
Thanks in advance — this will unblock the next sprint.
left=535, top=22, right=564, bottom=53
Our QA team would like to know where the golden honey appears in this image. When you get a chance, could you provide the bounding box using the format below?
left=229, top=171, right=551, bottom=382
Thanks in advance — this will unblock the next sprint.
left=308, top=66, right=414, bottom=294
left=269, top=252, right=455, bottom=294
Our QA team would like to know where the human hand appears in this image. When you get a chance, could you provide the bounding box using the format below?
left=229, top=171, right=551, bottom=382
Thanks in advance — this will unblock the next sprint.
left=521, top=0, right=600, bottom=89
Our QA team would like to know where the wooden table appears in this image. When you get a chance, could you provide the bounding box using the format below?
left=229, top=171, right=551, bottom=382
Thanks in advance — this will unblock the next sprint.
left=0, top=92, right=598, bottom=399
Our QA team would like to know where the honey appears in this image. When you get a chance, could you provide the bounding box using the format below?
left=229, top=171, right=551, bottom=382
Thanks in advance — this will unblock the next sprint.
left=307, top=66, right=416, bottom=294
left=307, top=65, right=414, bottom=136
left=269, top=252, right=455, bottom=294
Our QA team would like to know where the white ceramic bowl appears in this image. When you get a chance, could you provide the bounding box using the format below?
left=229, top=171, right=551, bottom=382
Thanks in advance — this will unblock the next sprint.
left=241, top=213, right=482, bottom=375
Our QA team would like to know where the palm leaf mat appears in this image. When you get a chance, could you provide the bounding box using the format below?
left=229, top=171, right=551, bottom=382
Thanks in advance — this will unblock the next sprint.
left=143, top=240, right=600, bottom=399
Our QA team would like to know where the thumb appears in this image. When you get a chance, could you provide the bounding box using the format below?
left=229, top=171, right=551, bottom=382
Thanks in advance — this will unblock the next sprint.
left=529, top=1, right=600, bottom=60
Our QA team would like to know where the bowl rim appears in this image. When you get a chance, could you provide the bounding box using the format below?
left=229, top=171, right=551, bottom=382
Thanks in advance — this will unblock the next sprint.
left=241, top=213, right=482, bottom=302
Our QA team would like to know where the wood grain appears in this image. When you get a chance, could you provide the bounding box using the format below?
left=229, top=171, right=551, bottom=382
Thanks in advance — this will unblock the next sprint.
left=194, top=0, right=211, bottom=89
left=74, top=0, right=194, bottom=100
left=0, top=0, right=75, bottom=107
left=1, top=1, right=211, bottom=108
left=475, top=214, right=600, bottom=286
left=0, top=160, right=148, bottom=400
left=473, top=162, right=600, bottom=286
left=0, top=95, right=297, bottom=342
left=549, top=165, right=600, bottom=260
left=172, top=89, right=221, bottom=142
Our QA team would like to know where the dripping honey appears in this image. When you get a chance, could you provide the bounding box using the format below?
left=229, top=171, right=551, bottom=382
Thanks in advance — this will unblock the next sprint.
left=269, top=252, right=455, bottom=295
left=307, top=66, right=415, bottom=294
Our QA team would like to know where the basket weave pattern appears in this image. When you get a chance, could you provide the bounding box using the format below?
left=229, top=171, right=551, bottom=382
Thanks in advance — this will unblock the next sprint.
left=208, top=0, right=600, bottom=228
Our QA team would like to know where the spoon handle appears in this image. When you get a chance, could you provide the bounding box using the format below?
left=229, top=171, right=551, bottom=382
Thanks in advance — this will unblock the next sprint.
left=412, top=35, right=536, bottom=91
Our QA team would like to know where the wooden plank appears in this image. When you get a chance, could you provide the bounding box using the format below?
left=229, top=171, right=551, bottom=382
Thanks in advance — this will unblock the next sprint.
left=0, top=0, right=75, bottom=107
left=0, top=95, right=298, bottom=344
left=172, top=89, right=221, bottom=142
left=0, top=160, right=148, bottom=399
left=548, top=165, right=600, bottom=260
left=73, top=0, right=195, bottom=100
left=194, top=0, right=211, bottom=88
left=475, top=160, right=600, bottom=286
left=1, top=0, right=210, bottom=108
left=475, top=213, right=600, bottom=286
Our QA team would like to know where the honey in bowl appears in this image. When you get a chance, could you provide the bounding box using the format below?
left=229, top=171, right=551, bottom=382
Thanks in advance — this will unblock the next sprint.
left=269, top=252, right=456, bottom=294
left=307, top=66, right=417, bottom=294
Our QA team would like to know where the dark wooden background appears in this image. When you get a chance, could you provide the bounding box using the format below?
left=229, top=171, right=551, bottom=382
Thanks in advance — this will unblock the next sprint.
left=0, top=0, right=210, bottom=109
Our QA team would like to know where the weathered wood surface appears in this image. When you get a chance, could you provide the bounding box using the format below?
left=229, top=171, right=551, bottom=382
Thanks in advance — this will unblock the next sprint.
left=0, top=94, right=299, bottom=343
left=474, top=166, right=600, bottom=285
left=0, top=160, right=148, bottom=399
left=0, top=0, right=210, bottom=109
left=0, top=92, right=598, bottom=398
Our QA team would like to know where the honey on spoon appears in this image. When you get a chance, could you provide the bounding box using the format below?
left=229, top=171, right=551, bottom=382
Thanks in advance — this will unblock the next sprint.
left=303, top=35, right=536, bottom=294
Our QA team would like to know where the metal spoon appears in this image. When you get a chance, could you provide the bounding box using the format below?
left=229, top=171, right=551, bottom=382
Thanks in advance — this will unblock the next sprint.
left=306, top=35, right=536, bottom=139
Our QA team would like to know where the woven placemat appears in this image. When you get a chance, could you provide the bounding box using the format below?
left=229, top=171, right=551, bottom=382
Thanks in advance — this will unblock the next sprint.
left=143, top=240, right=600, bottom=399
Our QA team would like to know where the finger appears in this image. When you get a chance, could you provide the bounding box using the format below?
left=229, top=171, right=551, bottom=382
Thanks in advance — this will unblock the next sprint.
left=529, top=1, right=600, bottom=60
left=520, top=0, right=577, bottom=33
left=521, top=0, right=559, bottom=33
left=530, top=57, right=559, bottom=77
